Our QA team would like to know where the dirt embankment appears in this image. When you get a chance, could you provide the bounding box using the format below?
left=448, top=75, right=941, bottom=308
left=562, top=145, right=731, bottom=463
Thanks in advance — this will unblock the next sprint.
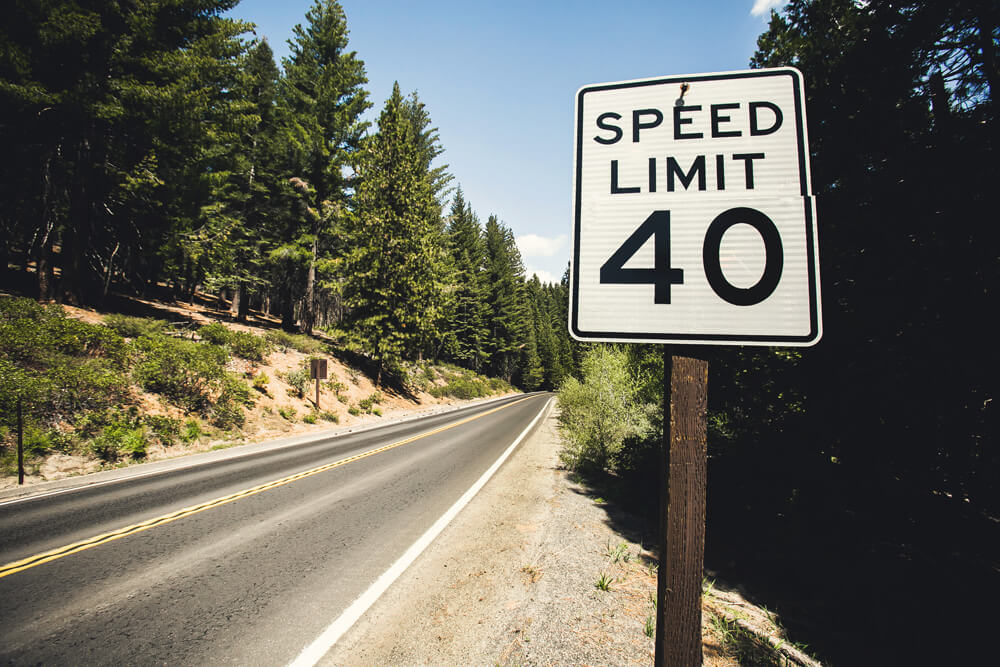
left=4, top=292, right=514, bottom=490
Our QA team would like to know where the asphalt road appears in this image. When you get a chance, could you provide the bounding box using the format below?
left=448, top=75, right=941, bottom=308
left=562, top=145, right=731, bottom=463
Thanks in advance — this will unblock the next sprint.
left=0, top=392, right=552, bottom=666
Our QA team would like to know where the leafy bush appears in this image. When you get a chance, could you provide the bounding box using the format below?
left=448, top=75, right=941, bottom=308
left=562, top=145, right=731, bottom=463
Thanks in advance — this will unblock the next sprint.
left=278, top=406, right=296, bottom=420
left=91, top=423, right=148, bottom=461
left=211, top=375, right=254, bottom=429
left=557, top=345, right=652, bottom=473
left=1, top=298, right=129, bottom=442
left=282, top=366, right=310, bottom=398
left=357, top=391, right=383, bottom=413
left=104, top=314, right=169, bottom=339
left=319, top=411, right=339, bottom=423
left=252, top=372, right=270, bottom=393
left=302, top=412, right=317, bottom=424
left=132, top=334, right=227, bottom=411
left=180, top=419, right=203, bottom=443
left=199, top=323, right=271, bottom=361
left=347, top=405, right=360, bottom=416
left=265, top=330, right=323, bottom=354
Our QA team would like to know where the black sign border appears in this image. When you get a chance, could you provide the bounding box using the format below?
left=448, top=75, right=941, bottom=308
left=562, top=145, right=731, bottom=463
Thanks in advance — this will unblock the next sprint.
left=569, top=68, right=821, bottom=346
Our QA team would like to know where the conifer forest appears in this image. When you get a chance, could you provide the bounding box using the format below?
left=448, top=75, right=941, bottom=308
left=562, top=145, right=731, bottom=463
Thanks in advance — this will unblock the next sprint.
left=0, top=0, right=578, bottom=389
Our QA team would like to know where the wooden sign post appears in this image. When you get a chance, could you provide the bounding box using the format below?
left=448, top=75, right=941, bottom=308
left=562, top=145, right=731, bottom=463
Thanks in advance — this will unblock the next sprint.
left=309, top=358, right=328, bottom=410
left=655, top=350, right=708, bottom=667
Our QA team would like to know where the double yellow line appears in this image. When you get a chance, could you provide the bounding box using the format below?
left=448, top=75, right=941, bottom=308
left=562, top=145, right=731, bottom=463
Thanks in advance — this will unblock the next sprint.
left=0, top=395, right=532, bottom=580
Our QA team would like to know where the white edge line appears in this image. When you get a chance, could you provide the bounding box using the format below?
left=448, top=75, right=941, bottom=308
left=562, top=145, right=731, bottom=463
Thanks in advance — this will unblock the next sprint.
left=288, top=396, right=554, bottom=667
left=0, top=393, right=521, bottom=508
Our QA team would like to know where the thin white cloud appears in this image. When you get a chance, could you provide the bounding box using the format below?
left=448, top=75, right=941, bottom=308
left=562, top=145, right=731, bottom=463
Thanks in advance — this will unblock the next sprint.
left=516, top=233, right=567, bottom=258
left=751, top=0, right=785, bottom=17
left=526, top=268, right=559, bottom=285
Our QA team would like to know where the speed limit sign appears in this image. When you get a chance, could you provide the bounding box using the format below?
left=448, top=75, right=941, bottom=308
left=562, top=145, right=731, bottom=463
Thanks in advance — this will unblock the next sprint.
left=569, top=67, right=822, bottom=346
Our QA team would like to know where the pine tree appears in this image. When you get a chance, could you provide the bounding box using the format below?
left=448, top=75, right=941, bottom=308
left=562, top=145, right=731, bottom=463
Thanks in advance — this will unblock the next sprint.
left=483, top=215, right=528, bottom=383
left=279, top=0, right=369, bottom=332
left=343, top=83, right=442, bottom=382
left=444, top=190, right=490, bottom=371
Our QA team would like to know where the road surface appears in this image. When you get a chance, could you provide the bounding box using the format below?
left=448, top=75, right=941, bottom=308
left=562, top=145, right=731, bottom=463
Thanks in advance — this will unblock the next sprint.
left=0, top=392, right=552, bottom=665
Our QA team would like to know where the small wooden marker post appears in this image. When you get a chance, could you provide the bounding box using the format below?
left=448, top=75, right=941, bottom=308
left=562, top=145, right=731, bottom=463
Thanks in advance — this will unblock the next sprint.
left=309, top=358, right=328, bottom=410
left=17, top=397, right=24, bottom=485
left=655, top=348, right=708, bottom=667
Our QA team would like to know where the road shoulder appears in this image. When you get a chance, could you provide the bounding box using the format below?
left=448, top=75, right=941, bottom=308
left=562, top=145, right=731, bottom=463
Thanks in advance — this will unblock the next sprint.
left=321, top=405, right=667, bottom=666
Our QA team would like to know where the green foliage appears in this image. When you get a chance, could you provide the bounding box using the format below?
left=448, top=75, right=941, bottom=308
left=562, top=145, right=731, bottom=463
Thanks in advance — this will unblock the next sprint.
left=265, top=330, right=323, bottom=354
left=282, top=365, right=310, bottom=398
left=252, top=372, right=270, bottom=393
left=278, top=406, right=296, bottom=421
left=342, top=82, right=444, bottom=378
left=302, top=412, right=317, bottom=424
left=198, top=323, right=272, bottom=361
left=356, top=391, right=383, bottom=414
left=319, top=411, right=339, bottom=423
left=557, top=346, right=653, bottom=474
left=427, top=367, right=511, bottom=400
left=180, top=419, right=203, bottom=443
left=104, top=315, right=169, bottom=339
left=132, top=334, right=227, bottom=411
left=347, top=405, right=360, bottom=416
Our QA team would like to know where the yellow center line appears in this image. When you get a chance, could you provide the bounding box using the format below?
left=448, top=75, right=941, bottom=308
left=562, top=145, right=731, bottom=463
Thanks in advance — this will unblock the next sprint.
left=0, top=395, right=535, bottom=579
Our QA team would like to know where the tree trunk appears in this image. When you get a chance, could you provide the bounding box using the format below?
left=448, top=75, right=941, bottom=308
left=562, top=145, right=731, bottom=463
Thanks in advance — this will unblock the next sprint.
left=231, top=284, right=242, bottom=318
left=302, top=225, right=318, bottom=334
left=237, top=285, right=250, bottom=322
left=281, top=295, right=296, bottom=332
left=36, top=234, right=54, bottom=303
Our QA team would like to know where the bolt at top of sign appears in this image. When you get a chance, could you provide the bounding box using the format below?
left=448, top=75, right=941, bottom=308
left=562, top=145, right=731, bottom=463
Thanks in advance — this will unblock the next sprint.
left=569, top=67, right=822, bottom=346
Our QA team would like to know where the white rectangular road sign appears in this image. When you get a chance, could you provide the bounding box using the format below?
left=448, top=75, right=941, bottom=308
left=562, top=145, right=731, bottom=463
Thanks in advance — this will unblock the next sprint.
left=569, top=67, right=822, bottom=346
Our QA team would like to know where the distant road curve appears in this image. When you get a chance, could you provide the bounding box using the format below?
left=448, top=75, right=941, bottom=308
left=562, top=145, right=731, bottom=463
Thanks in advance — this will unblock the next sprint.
left=0, top=392, right=553, bottom=666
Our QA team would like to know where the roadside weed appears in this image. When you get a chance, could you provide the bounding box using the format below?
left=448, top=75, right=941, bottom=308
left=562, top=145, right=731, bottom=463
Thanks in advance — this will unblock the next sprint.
left=595, top=572, right=613, bottom=591
left=644, top=615, right=655, bottom=638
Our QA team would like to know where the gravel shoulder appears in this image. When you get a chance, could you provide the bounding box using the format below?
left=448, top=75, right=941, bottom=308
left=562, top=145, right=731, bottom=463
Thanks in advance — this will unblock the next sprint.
left=322, top=404, right=744, bottom=666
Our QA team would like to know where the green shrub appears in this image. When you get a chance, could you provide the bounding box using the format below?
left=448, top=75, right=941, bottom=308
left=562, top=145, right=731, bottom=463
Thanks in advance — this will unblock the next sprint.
left=283, top=366, right=310, bottom=398
left=132, top=334, right=227, bottom=411
left=278, top=406, right=296, bottom=420
left=252, top=372, right=270, bottom=393
left=180, top=419, right=203, bottom=443
left=265, top=330, right=323, bottom=354
left=357, top=391, right=383, bottom=413
left=1, top=298, right=129, bottom=426
left=209, top=375, right=254, bottom=429
left=144, top=415, right=180, bottom=446
left=347, top=405, right=360, bottom=416
left=104, top=314, right=168, bottom=339
left=199, top=323, right=271, bottom=361
left=325, top=380, right=347, bottom=393
left=302, top=412, right=317, bottom=424
left=319, top=411, right=339, bottom=423
left=557, top=346, right=652, bottom=473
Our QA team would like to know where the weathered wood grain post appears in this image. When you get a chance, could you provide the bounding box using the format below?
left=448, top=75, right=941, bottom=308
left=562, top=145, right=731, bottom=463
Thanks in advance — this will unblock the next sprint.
left=17, top=397, right=25, bottom=485
left=655, top=350, right=708, bottom=667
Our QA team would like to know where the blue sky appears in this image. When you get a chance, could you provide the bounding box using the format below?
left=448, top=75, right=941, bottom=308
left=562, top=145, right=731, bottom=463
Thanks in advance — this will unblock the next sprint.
left=228, top=0, right=786, bottom=284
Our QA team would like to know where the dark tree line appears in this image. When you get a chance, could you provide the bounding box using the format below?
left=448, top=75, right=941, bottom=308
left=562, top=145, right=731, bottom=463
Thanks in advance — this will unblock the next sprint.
left=0, top=0, right=577, bottom=389
left=706, top=1, right=997, bottom=663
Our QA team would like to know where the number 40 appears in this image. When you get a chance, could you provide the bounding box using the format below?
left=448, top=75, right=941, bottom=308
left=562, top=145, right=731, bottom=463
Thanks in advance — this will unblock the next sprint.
left=599, top=208, right=784, bottom=306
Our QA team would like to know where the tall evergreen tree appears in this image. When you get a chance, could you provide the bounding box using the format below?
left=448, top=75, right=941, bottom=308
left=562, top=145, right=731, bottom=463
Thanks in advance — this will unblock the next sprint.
left=343, top=83, right=442, bottom=382
left=483, top=215, right=528, bottom=383
left=443, top=189, right=489, bottom=371
left=279, top=0, right=369, bottom=332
